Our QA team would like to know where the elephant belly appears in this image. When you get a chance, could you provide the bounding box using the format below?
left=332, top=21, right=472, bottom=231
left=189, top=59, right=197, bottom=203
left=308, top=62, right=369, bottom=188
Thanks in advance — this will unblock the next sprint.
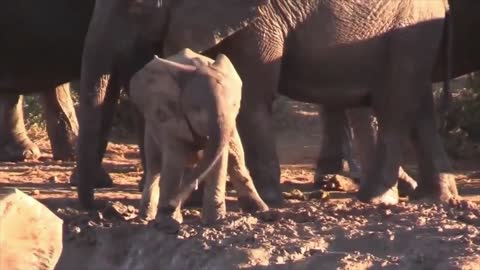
left=278, top=78, right=371, bottom=107
left=279, top=35, right=385, bottom=107
left=0, top=73, right=68, bottom=94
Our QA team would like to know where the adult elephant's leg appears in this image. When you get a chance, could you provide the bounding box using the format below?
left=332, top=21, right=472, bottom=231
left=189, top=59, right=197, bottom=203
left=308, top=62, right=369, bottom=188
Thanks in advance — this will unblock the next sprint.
left=73, top=69, right=121, bottom=208
left=40, top=83, right=78, bottom=161
left=227, top=128, right=269, bottom=213
left=357, top=108, right=407, bottom=205
left=341, top=112, right=362, bottom=179
left=346, top=107, right=377, bottom=183
left=357, top=67, right=419, bottom=204
left=348, top=107, right=417, bottom=196
left=0, top=94, right=40, bottom=161
left=211, top=28, right=285, bottom=206
left=314, top=107, right=347, bottom=181
left=410, top=90, right=458, bottom=201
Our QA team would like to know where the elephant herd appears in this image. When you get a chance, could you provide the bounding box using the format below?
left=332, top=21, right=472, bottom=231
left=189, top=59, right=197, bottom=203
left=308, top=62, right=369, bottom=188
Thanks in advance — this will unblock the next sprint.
left=1, top=0, right=480, bottom=224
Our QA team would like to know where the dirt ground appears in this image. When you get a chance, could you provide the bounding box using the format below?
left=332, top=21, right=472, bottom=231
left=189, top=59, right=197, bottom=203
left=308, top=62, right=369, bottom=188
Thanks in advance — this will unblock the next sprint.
left=1, top=100, right=480, bottom=270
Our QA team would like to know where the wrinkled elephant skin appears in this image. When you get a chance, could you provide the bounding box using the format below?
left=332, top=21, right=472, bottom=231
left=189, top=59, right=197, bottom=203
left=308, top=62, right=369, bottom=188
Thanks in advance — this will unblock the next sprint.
left=79, top=0, right=480, bottom=208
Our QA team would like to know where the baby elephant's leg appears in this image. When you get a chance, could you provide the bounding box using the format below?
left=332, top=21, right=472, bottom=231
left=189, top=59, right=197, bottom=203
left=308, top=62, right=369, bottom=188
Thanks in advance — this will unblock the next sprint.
left=201, top=150, right=228, bottom=224
left=138, top=132, right=161, bottom=221
left=154, top=141, right=186, bottom=233
left=228, top=129, right=269, bottom=213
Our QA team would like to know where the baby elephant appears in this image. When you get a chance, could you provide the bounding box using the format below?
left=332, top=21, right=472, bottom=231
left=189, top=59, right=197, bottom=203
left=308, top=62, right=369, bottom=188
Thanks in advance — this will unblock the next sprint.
left=129, top=49, right=269, bottom=231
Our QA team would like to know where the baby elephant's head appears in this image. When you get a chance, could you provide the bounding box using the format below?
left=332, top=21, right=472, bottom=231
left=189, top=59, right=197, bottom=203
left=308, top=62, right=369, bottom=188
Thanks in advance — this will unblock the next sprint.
left=129, top=49, right=242, bottom=194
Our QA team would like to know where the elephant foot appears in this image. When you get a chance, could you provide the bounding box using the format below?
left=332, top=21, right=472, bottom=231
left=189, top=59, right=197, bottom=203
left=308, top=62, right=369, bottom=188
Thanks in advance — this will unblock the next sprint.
left=51, top=148, right=75, bottom=162
left=315, top=157, right=343, bottom=177
left=69, top=167, right=113, bottom=188
left=257, top=186, right=284, bottom=208
left=410, top=173, right=459, bottom=203
left=238, top=196, right=269, bottom=213
left=397, top=167, right=418, bottom=197
left=0, top=138, right=40, bottom=161
left=357, top=184, right=399, bottom=205
left=201, top=207, right=226, bottom=226
left=154, top=207, right=183, bottom=234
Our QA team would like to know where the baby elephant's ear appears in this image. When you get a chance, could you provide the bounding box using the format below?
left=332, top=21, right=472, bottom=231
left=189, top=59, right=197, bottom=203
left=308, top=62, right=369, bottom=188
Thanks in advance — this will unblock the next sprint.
left=213, top=54, right=243, bottom=110
left=151, top=55, right=198, bottom=75
left=213, top=54, right=242, bottom=87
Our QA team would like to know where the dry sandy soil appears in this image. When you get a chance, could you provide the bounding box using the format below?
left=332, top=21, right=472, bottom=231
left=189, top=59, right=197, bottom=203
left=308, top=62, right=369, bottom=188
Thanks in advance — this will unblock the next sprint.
left=1, top=100, right=479, bottom=270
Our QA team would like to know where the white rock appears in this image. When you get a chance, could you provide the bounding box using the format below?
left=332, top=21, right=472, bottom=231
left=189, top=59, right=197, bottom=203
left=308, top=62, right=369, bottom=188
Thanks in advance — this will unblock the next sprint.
left=0, top=188, right=63, bottom=270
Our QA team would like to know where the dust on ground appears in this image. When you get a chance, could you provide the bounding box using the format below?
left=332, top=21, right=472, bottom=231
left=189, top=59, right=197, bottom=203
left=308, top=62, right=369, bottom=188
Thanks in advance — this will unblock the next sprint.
left=1, top=99, right=480, bottom=269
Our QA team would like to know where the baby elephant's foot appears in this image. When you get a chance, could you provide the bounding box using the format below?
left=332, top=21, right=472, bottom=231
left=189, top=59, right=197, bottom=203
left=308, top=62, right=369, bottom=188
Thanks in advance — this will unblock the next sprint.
left=153, top=207, right=183, bottom=234
left=202, top=205, right=226, bottom=226
left=238, top=196, right=269, bottom=213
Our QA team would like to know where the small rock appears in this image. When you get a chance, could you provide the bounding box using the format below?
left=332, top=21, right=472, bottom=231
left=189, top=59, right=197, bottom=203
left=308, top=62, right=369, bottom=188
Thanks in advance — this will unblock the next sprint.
left=72, top=226, right=82, bottom=234
left=89, top=211, right=104, bottom=222
left=315, top=174, right=358, bottom=192
left=0, top=188, right=63, bottom=270
left=290, top=209, right=313, bottom=223
left=275, top=256, right=285, bottom=264
left=283, top=189, right=307, bottom=200
left=127, top=205, right=136, bottom=213
left=102, top=201, right=132, bottom=220
left=31, top=189, right=40, bottom=196
left=305, top=190, right=330, bottom=200
left=457, top=212, right=479, bottom=225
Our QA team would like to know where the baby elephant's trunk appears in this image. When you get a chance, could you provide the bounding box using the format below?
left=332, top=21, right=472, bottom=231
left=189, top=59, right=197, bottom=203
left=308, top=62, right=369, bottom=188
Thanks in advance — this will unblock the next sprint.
left=170, top=56, right=238, bottom=207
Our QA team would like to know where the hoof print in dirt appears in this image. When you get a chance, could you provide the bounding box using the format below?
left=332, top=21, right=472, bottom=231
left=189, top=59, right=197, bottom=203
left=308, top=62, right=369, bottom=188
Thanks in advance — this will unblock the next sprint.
left=315, top=174, right=358, bottom=192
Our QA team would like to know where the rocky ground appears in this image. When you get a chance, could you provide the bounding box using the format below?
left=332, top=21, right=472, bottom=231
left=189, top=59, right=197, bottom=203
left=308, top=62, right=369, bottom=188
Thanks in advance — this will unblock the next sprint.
left=1, top=100, right=479, bottom=269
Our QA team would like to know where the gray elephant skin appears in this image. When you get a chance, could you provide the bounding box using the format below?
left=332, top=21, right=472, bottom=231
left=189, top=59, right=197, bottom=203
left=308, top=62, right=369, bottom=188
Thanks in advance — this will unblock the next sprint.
left=0, top=0, right=95, bottom=161
left=78, top=0, right=472, bottom=208
left=317, top=1, right=480, bottom=197
left=130, top=49, right=268, bottom=230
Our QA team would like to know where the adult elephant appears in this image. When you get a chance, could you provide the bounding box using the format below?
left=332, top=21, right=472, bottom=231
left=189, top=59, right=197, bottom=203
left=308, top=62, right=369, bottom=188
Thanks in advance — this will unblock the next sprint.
left=0, top=0, right=95, bottom=161
left=316, top=4, right=480, bottom=194
left=77, top=0, right=455, bottom=208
